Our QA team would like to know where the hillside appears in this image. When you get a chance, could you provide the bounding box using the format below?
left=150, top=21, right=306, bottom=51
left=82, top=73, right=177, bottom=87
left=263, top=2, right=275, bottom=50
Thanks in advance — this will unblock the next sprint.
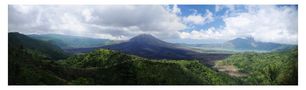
left=68, top=34, right=231, bottom=65
left=224, top=37, right=295, bottom=51
left=9, top=32, right=67, bottom=59
left=29, top=34, right=115, bottom=49
left=214, top=47, right=298, bottom=85
left=182, top=37, right=295, bottom=52
left=58, top=49, right=239, bottom=85
left=9, top=45, right=68, bottom=84
left=9, top=48, right=239, bottom=85
left=8, top=32, right=298, bottom=85
left=101, top=34, right=200, bottom=60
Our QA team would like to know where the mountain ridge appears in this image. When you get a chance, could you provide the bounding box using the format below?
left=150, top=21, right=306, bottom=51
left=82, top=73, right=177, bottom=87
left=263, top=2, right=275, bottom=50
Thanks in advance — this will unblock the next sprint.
left=67, top=34, right=231, bottom=66
left=29, top=34, right=115, bottom=49
left=101, top=34, right=199, bottom=60
left=224, top=37, right=295, bottom=51
left=9, top=32, right=67, bottom=59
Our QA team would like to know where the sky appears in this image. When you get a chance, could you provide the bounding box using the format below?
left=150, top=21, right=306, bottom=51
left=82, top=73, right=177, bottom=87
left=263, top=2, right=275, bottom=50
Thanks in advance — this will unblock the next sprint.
left=8, top=5, right=298, bottom=44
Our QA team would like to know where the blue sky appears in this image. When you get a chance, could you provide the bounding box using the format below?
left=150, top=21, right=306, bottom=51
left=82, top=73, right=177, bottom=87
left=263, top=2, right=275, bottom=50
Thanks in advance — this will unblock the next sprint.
left=175, top=5, right=226, bottom=32
left=9, top=5, right=298, bottom=44
left=171, top=5, right=296, bottom=32
left=168, top=5, right=254, bottom=32
left=166, top=5, right=297, bottom=44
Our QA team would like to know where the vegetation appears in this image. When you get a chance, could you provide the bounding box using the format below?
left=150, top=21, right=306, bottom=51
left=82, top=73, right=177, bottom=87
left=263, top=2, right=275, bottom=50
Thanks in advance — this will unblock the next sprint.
left=9, top=47, right=239, bottom=85
left=29, top=34, right=115, bottom=49
left=9, top=46, right=66, bottom=84
left=57, top=49, right=239, bottom=85
left=215, top=47, right=298, bottom=85
left=9, top=32, right=67, bottom=60
left=8, top=32, right=298, bottom=85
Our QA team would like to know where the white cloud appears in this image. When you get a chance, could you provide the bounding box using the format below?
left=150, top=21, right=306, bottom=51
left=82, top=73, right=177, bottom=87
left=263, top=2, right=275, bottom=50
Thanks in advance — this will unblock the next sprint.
left=183, top=9, right=214, bottom=25
left=179, top=28, right=236, bottom=41
left=215, top=5, right=222, bottom=12
left=8, top=5, right=297, bottom=44
left=8, top=5, right=186, bottom=40
left=171, top=5, right=181, bottom=15
left=179, top=5, right=298, bottom=44
left=82, top=9, right=93, bottom=22
left=183, top=14, right=205, bottom=24
left=215, top=5, right=235, bottom=13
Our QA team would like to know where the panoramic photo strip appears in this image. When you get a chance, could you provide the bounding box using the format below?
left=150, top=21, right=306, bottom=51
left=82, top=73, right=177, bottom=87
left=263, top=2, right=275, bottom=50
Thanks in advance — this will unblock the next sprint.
left=8, top=5, right=297, bottom=85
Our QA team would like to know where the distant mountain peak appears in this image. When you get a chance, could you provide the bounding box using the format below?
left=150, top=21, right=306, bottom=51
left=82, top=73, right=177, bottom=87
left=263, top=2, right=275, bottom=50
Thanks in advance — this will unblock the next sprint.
left=243, top=36, right=255, bottom=41
left=135, top=34, right=154, bottom=37
left=9, top=32, right=20, bottom=34
left=129, top=34, right=164, bottom=43
left=230, top=37, right=256, bottom=43
left=223, top=36, right=294, bottom=51
left=131, top=34, right=155, bottom=40
left=245, top=36, right=255, bottom=40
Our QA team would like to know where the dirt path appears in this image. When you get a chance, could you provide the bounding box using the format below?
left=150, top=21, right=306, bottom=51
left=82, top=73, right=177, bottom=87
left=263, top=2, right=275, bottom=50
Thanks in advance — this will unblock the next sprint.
left=214, top=64, right=248, bottom=77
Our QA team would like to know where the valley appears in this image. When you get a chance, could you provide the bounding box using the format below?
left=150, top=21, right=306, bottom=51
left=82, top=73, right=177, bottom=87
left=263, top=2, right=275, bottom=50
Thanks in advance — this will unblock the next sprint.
left=7, top=4, right=299, bottom=86
left=8, top=32, right=298, bottom=85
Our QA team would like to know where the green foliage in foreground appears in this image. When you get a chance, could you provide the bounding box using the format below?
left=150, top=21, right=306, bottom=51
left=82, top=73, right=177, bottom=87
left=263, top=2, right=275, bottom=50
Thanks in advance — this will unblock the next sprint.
left=9, top=32, right=67, bottom=60
left=8, top=32, right=297, bottom=85
left=9, top=48, right=239, bottom=85
left=9, top=46, right=67, bottom=84
left=216, top=47, right=298, bottom=85
left=58, top=49, right=239, bottom=85
left=8, top=43, right=297, bottom=85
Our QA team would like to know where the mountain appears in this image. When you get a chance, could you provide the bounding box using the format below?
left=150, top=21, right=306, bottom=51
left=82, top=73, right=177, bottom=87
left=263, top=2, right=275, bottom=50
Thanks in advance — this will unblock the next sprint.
left=99, top=34, right=198, bottom=60
left=29, top=34, right=116, bottom=49
left=224, top=37, right=295, bottom=51
left=181, top=37, right=296, bottom=52
left=224, top=37, right=257, bottom=49
left=8, top=33, right=236, bottom=84
left=67, top=34, right=230, bottom=65
left=8, top=32, right=298, bottom=85
left=128, top=34, right=174, bottom=47
left=9, top=32, right=67, bottom=59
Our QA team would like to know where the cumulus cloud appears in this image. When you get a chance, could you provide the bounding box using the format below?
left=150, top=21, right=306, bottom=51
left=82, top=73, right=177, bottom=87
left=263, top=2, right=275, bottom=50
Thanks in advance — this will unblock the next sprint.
left=171, top=5, right=181, bottom=15
left=8, top=5, right=297, bottom=44
left=183, top=9, right=214, bottom=25
left=179, top=5, right=298, bottom=44
left=8, top=5, right=186, bottom=40
left=217, top=5, right=235, bottom=12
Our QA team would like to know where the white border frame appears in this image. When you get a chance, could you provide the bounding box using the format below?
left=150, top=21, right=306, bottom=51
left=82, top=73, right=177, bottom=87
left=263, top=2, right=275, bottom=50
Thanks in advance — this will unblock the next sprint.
left=1, top=0, right=304, bottom=90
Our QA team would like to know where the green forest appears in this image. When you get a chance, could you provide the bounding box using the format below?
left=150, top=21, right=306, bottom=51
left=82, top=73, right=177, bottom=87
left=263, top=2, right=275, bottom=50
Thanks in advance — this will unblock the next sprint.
left=8, top=32, right=298, bottom=85
left=215, top=48, right=298, bottom=85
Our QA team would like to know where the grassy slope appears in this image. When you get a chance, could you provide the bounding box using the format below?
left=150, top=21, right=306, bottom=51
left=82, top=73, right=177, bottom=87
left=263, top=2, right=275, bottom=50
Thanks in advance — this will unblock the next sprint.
left=9, top=46, right=239, bottom=85
left=58, top=49, right=239, bottom=85
left=9, top=46, right=297, bottom=85
left=215, top=47, right=298, bottom=85
left=9, top=32, right=67, bottom=60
